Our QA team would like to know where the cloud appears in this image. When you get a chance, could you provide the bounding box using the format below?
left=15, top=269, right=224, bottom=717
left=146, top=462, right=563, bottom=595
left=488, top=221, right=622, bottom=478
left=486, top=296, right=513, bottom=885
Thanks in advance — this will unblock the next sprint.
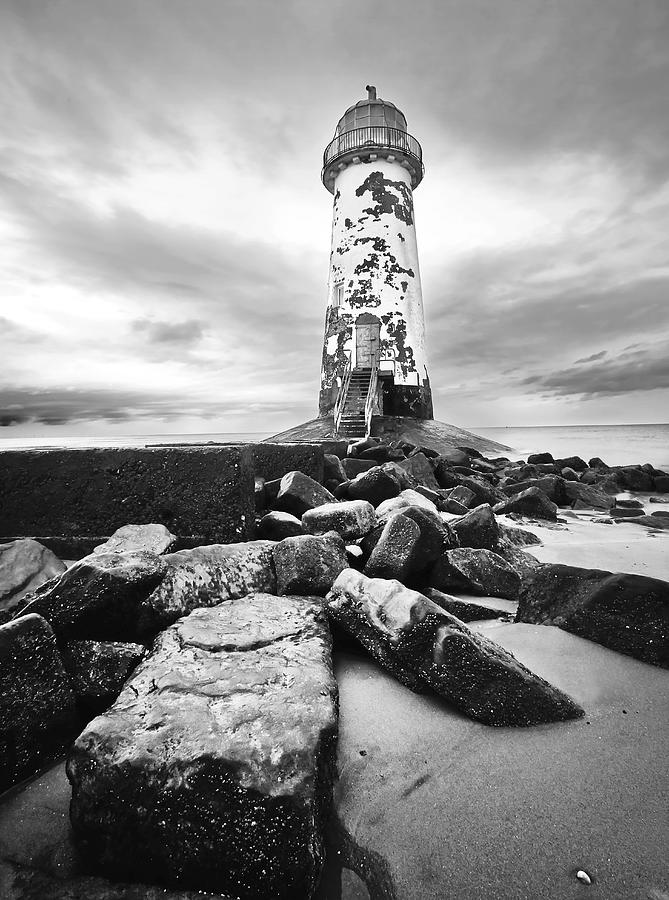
left=132, top=319, right=205, bottom=346
left=574, top=350, right=607, bottom=364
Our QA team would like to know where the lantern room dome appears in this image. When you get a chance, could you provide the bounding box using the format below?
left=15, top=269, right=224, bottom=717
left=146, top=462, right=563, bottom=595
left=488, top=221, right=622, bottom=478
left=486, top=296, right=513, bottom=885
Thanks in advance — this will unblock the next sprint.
left=334, top=92, right=408, bottom=137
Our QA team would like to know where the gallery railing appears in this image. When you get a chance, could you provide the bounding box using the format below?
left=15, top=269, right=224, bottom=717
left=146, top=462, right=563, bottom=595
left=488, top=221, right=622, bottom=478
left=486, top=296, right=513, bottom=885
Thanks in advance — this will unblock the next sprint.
left=323, top=126, right=422, bottom=170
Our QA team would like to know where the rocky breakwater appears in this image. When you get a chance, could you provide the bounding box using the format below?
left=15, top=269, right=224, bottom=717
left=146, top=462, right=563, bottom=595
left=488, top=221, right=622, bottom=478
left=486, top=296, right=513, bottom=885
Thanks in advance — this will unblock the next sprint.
left=67, top=594, right=338, bottom=899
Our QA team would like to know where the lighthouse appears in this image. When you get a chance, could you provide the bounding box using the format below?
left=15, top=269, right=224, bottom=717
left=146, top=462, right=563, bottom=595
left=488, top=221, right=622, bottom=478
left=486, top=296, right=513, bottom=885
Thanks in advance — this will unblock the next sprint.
left=266, top=88, right=507, bottom=455
left=319, top=86, right=433, bottom=437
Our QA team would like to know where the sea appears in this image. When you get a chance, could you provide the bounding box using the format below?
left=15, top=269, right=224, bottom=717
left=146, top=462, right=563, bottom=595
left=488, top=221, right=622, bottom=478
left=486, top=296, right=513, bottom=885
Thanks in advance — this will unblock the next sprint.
left=1, top=424, right=668, bottom=471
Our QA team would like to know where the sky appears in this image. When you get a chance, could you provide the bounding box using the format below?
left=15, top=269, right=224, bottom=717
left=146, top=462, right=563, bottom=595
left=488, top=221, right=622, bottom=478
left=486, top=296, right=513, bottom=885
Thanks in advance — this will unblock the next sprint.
left=1, top=0, right=668, bottom=439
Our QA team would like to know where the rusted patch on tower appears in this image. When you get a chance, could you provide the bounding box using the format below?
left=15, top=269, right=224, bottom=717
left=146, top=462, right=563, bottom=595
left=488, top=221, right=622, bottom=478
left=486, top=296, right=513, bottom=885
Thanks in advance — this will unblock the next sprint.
left=355, top=171, right=414, bottom=226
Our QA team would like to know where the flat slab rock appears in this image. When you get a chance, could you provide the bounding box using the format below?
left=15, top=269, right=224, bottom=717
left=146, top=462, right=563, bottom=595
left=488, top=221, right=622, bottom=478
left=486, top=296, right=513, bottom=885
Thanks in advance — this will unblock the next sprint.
left=67, top=594, right=338, bottom=899
left=326, top=569, right=583, bottom=727
left=137, top=542, right=276, bottom=636
left=92, top=524, right=177, bottom=556
left=0, top=539, right=66, bottom=618
left=517, top=564, right=669, bottom=668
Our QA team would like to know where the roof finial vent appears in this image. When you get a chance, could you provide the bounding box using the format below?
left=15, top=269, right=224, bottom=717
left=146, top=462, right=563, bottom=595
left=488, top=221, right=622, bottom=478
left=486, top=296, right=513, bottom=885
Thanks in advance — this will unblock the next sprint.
left=366, top=85, right=377, bottom=101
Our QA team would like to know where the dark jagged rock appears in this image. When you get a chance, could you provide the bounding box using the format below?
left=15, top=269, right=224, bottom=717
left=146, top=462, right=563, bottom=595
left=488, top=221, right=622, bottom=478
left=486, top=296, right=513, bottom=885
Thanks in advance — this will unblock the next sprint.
left=609, top=506, right=645, bottom=518
left=67, top=594, right=338, bottom=898
left=256, top=511, right=305, bottom=541
left=554, top=456, right=588, bottom=472
left=614, top=467, right=654, bottom=492
left=503, top=475, right=567, bottom=506
left=444, top=483, right=476, bottom=508
left=347, top=437, right=380, bottom=457
left=61, top=639, right=145, bottom=715
left=363, top=513, right=421, bottom=581
left=429, top=548, right=522, bottom=600
left=323, top=453, right=347, bottom=486
left=588, top=457, right=609, bottom=469
left=0, top=613, right=79, bottom=792
left=137, top=543, right=275, bottom=636
left=0, top=538, right=66, bottom=619
left=614, top=515, right=669, bottom=530
left=564, top=481, right=616, bottom=510
left=346, top=466, right=401, bottom=506
left=654, top=474, right=669, bottom=492
left=359, top=444, right=406, bottom=462
left=517, top=564, right=669, bottom=667
left=494, top=487, right=558, bottom=521
left=439, top=448, right=471, bottom=467
left=399, top=452, right=439, bottom=490
left=435, top=465, right=506, bottom=507
left=560, top=467, right=580, bottom=482
left=376, top=489, right=438, bottom=520
left=496, top=542, right=543, bottom=581
left=341, top=458, right=377, bottom=478
left=424, top=587, right=513, bottom=621
left=93, top=524, right=177, bottom=556
left=17, top=551, right=168, bottom=642
left=326, top=570, right=584, bottom=726
left=651, top=510, right=669, bottom=518
left=273, top=471, right=335, bottom=518
left=497, top=522, right=542, bottom=547
left=302, top=500, right=376, bottom=541
left=527, top=452, right=555, bottom=464
left=273, top=532, right=347, bottom=596
left=615, top=498, right=644, bottom=509
left=452, top=504, right=500, bottom=551
left=401, top=505, right=458, bottom=572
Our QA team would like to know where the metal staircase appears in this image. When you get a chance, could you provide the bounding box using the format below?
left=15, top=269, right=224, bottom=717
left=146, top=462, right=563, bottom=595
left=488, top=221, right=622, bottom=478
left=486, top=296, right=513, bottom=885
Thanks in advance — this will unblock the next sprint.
left=334, top=364, right=379, bottom=439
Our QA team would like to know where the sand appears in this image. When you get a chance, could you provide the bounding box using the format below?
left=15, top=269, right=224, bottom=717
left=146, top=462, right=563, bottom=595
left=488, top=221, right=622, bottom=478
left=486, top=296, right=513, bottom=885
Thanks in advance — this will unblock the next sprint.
left=1, top=504, right=668, bottom=899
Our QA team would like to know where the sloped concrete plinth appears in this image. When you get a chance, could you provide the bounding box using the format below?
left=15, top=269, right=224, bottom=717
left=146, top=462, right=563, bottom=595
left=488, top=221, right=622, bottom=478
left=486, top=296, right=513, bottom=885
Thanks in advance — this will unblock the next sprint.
left=265, top=416, right=510, bottom=455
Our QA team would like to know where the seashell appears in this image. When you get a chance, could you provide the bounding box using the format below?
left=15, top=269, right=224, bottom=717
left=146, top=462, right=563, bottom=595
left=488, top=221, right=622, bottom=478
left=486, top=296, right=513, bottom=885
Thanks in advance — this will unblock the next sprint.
left=576, top=870, right=592, bottom=885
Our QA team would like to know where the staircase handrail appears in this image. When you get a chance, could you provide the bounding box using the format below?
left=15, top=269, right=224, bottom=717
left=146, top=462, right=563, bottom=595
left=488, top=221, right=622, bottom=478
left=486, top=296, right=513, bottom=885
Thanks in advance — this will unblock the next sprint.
left=333, top=356, right=353, bottom=435
left=364, top=365, right=379, bottom=437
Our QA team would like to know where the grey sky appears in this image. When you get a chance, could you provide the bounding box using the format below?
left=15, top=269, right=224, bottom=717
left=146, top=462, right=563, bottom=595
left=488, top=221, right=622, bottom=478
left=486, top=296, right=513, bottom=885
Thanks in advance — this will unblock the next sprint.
left=1, top=0, right=668, bottom=435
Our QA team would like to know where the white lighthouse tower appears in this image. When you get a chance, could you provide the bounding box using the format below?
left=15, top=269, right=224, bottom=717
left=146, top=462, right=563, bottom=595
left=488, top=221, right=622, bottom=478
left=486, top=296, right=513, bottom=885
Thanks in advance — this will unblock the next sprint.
left=319, top=86, right=433, bottom=437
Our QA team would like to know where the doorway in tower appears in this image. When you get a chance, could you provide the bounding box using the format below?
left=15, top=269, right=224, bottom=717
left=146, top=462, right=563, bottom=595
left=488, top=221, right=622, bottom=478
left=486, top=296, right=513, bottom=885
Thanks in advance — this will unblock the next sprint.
left=354, top=313, right=381, bottom=369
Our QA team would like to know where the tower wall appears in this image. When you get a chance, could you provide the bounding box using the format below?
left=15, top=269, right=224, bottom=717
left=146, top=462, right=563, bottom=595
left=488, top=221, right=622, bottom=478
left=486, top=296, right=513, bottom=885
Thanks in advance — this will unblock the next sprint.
left=319, top=158, right=432, bottom=418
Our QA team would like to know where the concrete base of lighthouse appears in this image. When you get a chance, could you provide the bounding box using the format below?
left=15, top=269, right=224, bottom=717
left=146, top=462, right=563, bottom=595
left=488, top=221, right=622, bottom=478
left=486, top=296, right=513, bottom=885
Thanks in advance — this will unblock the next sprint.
left=264, top=416, right=510, bottom=456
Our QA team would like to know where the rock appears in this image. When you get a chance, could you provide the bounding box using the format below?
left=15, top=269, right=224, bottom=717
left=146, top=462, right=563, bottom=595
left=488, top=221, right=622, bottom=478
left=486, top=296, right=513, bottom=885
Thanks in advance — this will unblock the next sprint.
left=447, top=484, right=477, bottom=508
left=401, top=506, right=458, bottom=572
left=346, top=466, right=401, bottom=506
left=438, top=448, right=471, bottom=467
left=341, top=457, right=377, bottom=478
left=615, top=515, right=669, bottom=530
left=516, top=564, right=669, bottom=667
left=252, top=442, right=325, bottom=484
left=651, top=510, right=669, bottom=518
left=615, top=498, right=644, bottom=508
left=554, top=456, right=588, bottom=472
left=381, top=461, right=418, bottom=490
left=302, top=500, right=376, bottom=541
left=359, top=444, right=405, bottom=462
left=138, top=543, right=275, bottom=636
left=92, top=524, right=177, bottom=556
left=273, top=532, right=347, bottom=596
left=614, top=467, right=654, bottom=492
left=588, top=457, right=609, bottom=469
left=497, top=523, right=542, bottom=547
left=452, top=504, right=500, bottom=551
left=323, top=453, right=347, bottom=485
left=496, top=542, right=543, bottom=581
left=503, top=475, right=567, bottom=506
left=410, top=484, right=444, bottom=507
left=494, top=488, right=558, bottom=521
left=654, top=474, right=669, bottom=492
left=435, top=467, right=506, bottom=507
left=60, top=639, right=145, bottom=715
left=527, top=452, right=554, bottom=464
left=560, top=467, right=580, bottom=482
left=274, top=471, right=335, bottom=517
left=429, top=548, right=522, bottom=600
left=399, top=452, right=440, bottom=490
left=609, top=506, right=645, bottom=517
left=67, top=594, right=338, bottom=897
left=326, top=570, right=583, bottom=726
left=363, top=514, right=421, bottom=581
left=424, top=587, right=513, bottom=621
left=0, top=538, right=66, bottom=618
left=376, top=489, right=438, bottom=520
left=347, top=437, right=379, bottom=457
left=17, top=551, right=168, bottom=642
left=0, top=613, right=79, bottom=793
left=256, top=511, right=305, bottom=540
left=564, top=481, right=616, bottom=510
left=441, top=497, right=469, bottom=515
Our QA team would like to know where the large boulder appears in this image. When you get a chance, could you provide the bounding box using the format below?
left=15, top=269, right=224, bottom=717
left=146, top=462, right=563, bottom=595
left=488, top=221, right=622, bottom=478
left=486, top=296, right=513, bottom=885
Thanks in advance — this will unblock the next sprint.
left=517, top=564, right=669, bottom=667
left=346, top=466, right=401, bottom=506
left=341, top=458, right=377, bottom=479
left=17, top=551, right=168, bottom=642
left=494, top=487, right=558, bottom=521
left=564, top=481, right=616, bottom=510
left=302, top=501, right=376, bottom=541
left=654, top=474, right=669, bottom=492
left=363, top=514, right=421, bottom=581
left=452, top=504, right=500, bottom=550
left=256, top=511, right=305, bottom=541
left=614, top=467, right=654, bottom=492
left=273, top=471, right=335, bottom=518
left=399, top=453, right=439, bottom=490
left=137, top=543, right=275, bottom=636
left=323, top=453, right=347, bottom=487
left=326, top=570, right=583, bottom=726
left=429, top=548, right=522, bottom=600
left=92, top=524, right=177, bottom=556
left=67, top=594, right=338, bottom=897
left=503, top=475, right=567, bottom=506
left=0, top=613, right=79, bottom=792
left=435, top=467, right=506, bottom=507
left=376, top=489, right=438, bottom=520
left=0, top=538, right=66, bottom=620
left=497, top=522, right=542, bottom=547
left=273, top=532, right=347, bottom=596
left=60, top=639, right=146, bottom=716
